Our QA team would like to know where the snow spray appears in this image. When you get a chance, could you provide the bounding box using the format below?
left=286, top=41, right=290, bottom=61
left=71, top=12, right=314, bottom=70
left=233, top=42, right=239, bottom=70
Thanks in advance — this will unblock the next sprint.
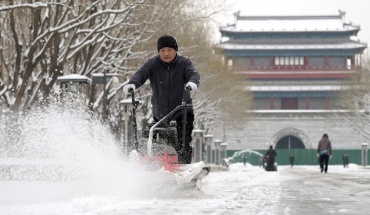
left=0, top=96, right=169, bottom=204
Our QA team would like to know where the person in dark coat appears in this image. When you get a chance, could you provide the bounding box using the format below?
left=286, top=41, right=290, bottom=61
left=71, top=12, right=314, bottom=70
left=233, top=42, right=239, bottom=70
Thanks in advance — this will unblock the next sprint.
left=342, top=154, right=349, bottom=168
left=317, top=133, right=332, bottom=173
left=289, top=154, right=295, bottom=167
left=265, top=145, right=277, bottom=171
left=242, top=154, right=247, bottom=166
left=123, top=35, right=200, bottom=164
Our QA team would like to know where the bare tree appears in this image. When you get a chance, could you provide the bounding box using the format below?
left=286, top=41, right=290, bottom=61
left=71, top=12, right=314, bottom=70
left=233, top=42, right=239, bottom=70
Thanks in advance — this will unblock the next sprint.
left=339, top=57, right=370, bottom=140
left=0, top=0, right=250, bottom=136
left=0, top=0, right=151, bottom=112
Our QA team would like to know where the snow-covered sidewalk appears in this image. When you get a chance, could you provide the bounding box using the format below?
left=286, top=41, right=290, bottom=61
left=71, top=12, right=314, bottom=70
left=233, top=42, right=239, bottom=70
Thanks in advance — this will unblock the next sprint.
left=1, top=163, right=369, bottom=215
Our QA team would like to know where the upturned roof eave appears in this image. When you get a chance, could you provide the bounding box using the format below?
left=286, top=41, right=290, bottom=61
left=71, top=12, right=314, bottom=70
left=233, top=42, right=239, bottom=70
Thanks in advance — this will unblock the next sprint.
left=216, top=41, right=367, bottom=50
left=219, top=27, right=360, bottom=35
left=236, top=14, right=342, bottom=21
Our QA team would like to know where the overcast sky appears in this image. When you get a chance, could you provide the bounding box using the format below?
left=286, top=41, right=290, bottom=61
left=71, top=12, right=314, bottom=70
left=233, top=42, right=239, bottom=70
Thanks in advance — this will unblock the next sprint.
left=218, top=0, right=369, bottom=48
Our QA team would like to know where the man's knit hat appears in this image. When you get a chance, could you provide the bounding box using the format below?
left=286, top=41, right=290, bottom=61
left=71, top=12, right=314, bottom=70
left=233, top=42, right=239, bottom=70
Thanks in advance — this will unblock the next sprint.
left=157, top=35, right=178, bottom=52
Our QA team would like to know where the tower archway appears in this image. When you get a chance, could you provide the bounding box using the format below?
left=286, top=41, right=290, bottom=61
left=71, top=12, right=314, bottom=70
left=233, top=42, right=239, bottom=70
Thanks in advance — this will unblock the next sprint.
left=275, top=135, right=305, bottom=149
left=270, top=127, right=312, bottom=149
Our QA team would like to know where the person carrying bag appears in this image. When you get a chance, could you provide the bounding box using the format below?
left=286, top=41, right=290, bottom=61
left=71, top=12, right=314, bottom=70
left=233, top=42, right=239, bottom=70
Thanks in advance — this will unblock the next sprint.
left=317, top=133, right=332, bottom=173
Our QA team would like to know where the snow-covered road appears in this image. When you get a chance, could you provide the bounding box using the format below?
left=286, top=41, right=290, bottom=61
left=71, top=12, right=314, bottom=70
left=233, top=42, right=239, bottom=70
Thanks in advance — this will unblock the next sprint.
left=201, top=164, right=370, bottom=214
left=2, top=97, right=370, bottom=214
left=1, top=163, right=369, bottom=215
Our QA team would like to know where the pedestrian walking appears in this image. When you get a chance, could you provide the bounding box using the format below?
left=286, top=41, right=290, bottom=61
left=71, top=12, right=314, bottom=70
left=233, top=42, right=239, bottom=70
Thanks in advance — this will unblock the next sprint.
left=289, top=154, right=295, bottom=167
left=265, top=145, right=277, bottom=171
left=342, top=153, right=349, bottom=168
left=242, top=154, right=247, bottom=166
left=317, top=133, right=332, bottom=173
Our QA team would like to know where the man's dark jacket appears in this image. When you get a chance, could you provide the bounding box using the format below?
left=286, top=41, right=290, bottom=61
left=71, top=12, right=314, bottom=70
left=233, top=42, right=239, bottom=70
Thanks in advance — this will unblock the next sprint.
left=128, top=54, right=200, bottom=120
left=266, top=149, right=277, bottom=160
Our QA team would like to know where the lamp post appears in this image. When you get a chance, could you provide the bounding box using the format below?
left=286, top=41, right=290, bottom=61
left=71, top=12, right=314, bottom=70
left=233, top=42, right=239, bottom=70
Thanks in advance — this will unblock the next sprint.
left=361, top=142, right=368, bottom=167
left=57, top=74, right=91, bottom=99
left=214, top=139, right=222, bottom=165
left=192, top=129, right=204, bottom=163
left=119, top=99, right=132, bottom=155
left=92, top=70, right=116, bottom=121
left=204, top=134, right=213, bottom=164
left=220, top=142, right=228, bottom=164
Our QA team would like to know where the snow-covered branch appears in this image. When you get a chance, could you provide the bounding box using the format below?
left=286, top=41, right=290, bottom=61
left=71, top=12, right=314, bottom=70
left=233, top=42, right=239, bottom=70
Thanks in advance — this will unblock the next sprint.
left=0, top=3, right=48, bottom=12
left=0, top=0, right=240, bottom=138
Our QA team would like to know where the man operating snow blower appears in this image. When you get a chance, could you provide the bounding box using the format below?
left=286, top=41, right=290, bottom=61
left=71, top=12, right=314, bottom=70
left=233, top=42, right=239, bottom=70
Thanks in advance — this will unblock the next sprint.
left=123, top=34, right=200, bottom=164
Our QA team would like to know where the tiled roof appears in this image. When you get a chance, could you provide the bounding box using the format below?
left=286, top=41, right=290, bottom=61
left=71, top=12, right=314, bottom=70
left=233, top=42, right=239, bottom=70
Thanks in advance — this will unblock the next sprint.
left=247, top=85, right=347, bottom=91
left=221, top=14, right=359, bottom=33
left=218, top=42, right=366, bottom=50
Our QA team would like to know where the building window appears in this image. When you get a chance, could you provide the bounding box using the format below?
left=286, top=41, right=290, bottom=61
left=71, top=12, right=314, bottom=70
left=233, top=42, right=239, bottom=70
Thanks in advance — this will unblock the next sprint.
left=299, top=57, right=304, bottom=65
left=279, top=57, right=284, bottom=65
left=274, top=57, right=304, bottom=66
left=294, top=57, right=299, bottom=65
left=284, top=57, right=289, bottom=65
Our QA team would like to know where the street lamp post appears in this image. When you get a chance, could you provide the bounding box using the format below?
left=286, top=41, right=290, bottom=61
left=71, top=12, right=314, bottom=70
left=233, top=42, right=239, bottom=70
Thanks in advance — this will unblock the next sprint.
left=57, top=74, right=91, bottom=99
left=220, top=142, right=228, bottom=164
left=192, top=129, right=204, bottom=163
left=214, top=139, right=222, bottom=165
left=92, top=70, right=116, bottom=121
left=119, top=99, right=131, bottom=155
left=204, top=134, right=213, bottom=164
left=361, top=142, right=368, bottom=167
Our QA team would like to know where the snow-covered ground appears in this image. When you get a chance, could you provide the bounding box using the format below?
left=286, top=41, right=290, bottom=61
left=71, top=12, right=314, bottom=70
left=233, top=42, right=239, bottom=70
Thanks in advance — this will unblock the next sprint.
left=1, top=163, right=370, bottom=215
left=1, top=104, right=369, bottom=215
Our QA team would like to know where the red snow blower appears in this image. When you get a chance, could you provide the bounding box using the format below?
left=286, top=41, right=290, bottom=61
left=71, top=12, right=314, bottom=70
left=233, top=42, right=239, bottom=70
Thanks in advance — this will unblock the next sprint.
left=127, top=87, right=209, bottom=189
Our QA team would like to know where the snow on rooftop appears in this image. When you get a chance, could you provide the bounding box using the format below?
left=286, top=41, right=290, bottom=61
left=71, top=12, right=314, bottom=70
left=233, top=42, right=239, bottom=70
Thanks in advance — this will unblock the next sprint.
left=247, top=85, right=347, bottom=91
left=219, top=42, right=366, bottom=50
left=221, top=15, right=358, bottom=33
left=247, top=109, right=351, bottom=113
left=57, top=74, right=92, bottom=83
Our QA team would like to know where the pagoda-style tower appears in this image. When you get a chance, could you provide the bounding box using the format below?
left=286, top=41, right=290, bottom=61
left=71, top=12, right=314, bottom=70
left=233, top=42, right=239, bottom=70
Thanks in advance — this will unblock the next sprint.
left=217, top=12, right=368, bottom=150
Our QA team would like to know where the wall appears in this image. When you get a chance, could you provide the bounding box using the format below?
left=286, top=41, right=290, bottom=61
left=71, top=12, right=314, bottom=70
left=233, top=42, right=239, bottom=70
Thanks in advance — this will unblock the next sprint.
left=213, top=114, right=367, bottom=150
left=227, top=149, right=369, bottom=166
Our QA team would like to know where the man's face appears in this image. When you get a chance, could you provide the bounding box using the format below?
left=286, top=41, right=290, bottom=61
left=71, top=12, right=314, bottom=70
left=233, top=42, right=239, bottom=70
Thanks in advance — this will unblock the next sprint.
left=159, top=47, right=177, bottom=63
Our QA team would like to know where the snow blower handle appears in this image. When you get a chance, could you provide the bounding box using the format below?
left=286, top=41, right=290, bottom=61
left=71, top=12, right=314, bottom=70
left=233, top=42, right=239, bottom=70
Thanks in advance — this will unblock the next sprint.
left=180, top=86, right=193, bottom=161
left=182, top=84, right=193, bottom=105
left=129, top=88, right=135, bottom=103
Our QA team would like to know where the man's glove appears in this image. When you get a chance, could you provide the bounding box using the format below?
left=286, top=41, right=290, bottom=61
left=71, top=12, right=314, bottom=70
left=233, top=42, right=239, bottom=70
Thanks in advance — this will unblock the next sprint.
left=185, top=82, right=197, bottom=91
left=316, top=153, right=319, bottom=158
left=123, top=84, right=135, bottom=94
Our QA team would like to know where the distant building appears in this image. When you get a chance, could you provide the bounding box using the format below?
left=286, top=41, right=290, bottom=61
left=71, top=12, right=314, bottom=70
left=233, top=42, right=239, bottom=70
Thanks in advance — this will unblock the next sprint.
left=217, top=12, right=367, bottom=150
